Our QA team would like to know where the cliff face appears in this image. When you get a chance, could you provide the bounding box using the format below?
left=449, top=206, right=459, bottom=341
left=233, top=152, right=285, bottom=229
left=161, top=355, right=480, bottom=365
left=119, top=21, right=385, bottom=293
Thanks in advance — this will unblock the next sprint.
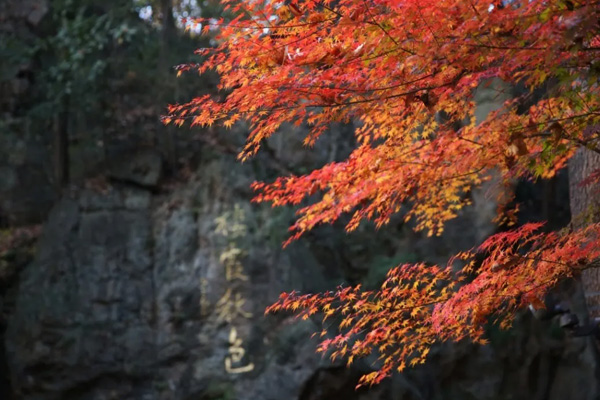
left=1, top=147, right=596, bottom=400
left=1, top=1, right=599, bottom=399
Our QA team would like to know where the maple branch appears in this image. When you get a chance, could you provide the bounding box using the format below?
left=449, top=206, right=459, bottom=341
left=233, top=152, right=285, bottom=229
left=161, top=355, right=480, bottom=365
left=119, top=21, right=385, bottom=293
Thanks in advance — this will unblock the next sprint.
left=524, top=133, right=600, bottom=156
left=463, top=43, right=548, bottom=51
left=280, top=73, right=435, bottom=94
left=360, top=0, right=416, bottom=56
left=192, top=19, right=337, bottom=30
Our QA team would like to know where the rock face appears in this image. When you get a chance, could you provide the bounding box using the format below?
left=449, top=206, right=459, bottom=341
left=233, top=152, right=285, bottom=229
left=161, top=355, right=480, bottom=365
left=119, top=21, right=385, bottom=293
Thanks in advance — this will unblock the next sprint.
left=108, top=149, right=163, bottom=188
left=4, top=153, right=343, bottom=400
left=3, top=149, right=598, bottom=400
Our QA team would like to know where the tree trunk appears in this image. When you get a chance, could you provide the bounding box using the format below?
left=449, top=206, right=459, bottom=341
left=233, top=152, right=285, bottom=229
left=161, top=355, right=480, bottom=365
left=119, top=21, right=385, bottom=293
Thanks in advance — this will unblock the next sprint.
left=159, top=0, right=176, bottom=74
left=568, top=147, right=600, bottom=398
left=569, top=148, right=600, bottom=319
left=52, top=96, right=69, bottom=190
left=158, top=0, right=177, bottom=172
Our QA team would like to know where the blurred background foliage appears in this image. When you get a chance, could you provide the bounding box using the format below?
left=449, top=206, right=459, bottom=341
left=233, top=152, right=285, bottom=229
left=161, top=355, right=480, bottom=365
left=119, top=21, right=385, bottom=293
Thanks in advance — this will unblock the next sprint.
left=0, top=0, right=223, bottom=196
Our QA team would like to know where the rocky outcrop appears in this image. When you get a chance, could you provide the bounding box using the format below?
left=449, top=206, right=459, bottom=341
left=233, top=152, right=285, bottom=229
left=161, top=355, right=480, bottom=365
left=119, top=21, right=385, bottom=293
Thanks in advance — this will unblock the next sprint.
left=1, top=147, right=597, bottom=400
left=4, top=152, right=345, bottom=400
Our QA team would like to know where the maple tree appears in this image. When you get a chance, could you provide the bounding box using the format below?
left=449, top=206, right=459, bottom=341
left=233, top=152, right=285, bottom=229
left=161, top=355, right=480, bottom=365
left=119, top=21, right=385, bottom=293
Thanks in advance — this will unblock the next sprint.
left=165, top=0, right=600, bottom=387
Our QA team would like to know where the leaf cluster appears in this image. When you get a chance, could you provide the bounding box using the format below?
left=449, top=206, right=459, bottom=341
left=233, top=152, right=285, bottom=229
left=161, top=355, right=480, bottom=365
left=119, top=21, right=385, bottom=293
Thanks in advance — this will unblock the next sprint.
left=166, top=0, right=600, bottom=385
left=267, top=223, right=600, bottom=386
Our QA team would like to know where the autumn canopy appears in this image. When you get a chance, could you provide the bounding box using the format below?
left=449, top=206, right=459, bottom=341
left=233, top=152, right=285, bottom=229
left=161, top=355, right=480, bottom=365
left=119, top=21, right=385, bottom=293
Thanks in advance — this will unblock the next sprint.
left=165, top=0, right=600, bottom=386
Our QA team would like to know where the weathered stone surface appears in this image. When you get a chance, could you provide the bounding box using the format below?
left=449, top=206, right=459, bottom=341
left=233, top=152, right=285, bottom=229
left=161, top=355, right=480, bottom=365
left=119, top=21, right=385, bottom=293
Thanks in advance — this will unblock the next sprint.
left=108, top=149, right=163, bottom=188
left=2, top=162, right=332, bottom=399
left=4, top=156, right=598, bottom=400
left=6, top=190, right=155, bottom=396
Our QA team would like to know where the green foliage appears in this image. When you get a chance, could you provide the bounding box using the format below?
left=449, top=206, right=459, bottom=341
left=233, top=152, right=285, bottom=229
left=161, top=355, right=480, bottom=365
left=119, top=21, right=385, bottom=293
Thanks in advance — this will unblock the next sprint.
left=1, top=0, right=218, bottom=188
left=0, top=37, right=38, bottom=82
left=35, top=0, right=151, bottom=111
